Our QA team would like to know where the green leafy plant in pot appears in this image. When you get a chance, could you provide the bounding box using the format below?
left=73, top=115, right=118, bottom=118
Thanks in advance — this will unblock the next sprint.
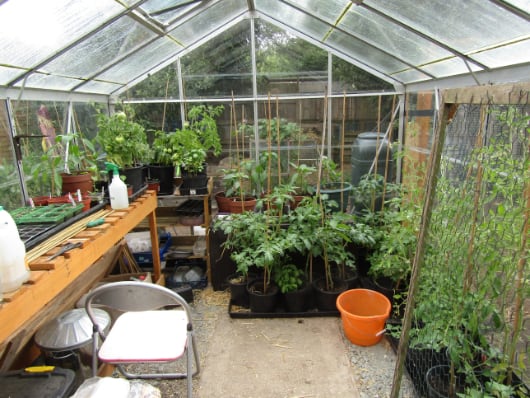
left=31, top=132, right=100, bottom=199
left=287, top=196, right=356, bottom=310
left=96, top=110, right=149, bottom=193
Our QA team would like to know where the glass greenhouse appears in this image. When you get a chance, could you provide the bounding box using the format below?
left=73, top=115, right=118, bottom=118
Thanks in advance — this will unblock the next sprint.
left=0, top=1, right=529, bottom=397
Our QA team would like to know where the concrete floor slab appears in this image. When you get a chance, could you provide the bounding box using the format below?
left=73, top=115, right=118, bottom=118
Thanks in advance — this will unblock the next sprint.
left=198, top=315, right=360, bottom=398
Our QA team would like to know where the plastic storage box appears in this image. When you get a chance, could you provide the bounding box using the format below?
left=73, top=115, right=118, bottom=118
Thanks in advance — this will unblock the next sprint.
left=126, top=231, right=172, bottom=266
left=0, top=367, right=76, bottom=398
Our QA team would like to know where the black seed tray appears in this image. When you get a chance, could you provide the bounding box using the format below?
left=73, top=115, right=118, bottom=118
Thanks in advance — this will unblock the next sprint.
left=174, top=200, right=204, bottom=216
left=228, top=301, right=339, bottom=318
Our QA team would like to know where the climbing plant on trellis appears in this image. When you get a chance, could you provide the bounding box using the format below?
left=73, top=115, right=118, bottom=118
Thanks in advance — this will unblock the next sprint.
left=391, top=84, right=530, bottom=398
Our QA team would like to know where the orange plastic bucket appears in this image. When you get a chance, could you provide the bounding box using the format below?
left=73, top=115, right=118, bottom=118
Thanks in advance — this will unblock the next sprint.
left=336, top=288, right=391, bottom=346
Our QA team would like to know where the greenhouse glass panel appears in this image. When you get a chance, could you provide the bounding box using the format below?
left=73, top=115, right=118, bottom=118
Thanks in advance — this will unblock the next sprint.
left=327, top=30, right=409, bottom=77
left=367, top=0, right=530, bottom=54
left=256, top=0, right=332, bottom=40
left=391, top=69, right=432, bottom=85
left=127, top=64, right=180, bottom=102
left=140, top=0, right=204, bottom=25
left=505, top=0, right=530, bottom=10
left=98, top=37, right=182, bottom=85
left=0, top=101, right=23, bottom=210
left=13, top=73, right=84, bottom=92
left=339, top=6, right=453, bottom=66
left=80, top=80, right=124, bottom=95
left=181, top=20, right=252, bottom=98
left=255, top=21, right=327, bottom=96
left=0, top=66, right=23, bottom=86
left=291, top=0, right=453, bottom=67
left=420, top=57, right=482, bottom=79
left=0, top=0, right=122, bottom=74
left=43, top=16, right=156, bottom=79
left=472, top=39, right=530, bottom=68
left=12, top=100, right=69, bottom=199
left=168, top=0, right=247, bottom=45
left=331, top=56, right=393, bottom=92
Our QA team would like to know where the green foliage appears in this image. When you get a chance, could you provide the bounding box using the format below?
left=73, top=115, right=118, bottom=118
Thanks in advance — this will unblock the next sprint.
left=150, top=105, right=223, bottom=174
left=96, top=111, right=149, bottom=168
left=239, top=118, right=303, bottom=143
left=55, top=133, right=100, bottom=175
left=288, top=163, right=317, bottom=195
left=275, top=263, right=304, bottom=294
left=367, top=192, right=421, bottom=286
left=318, top=157, right=342, bottom=186
left=287, top=196, right=357, bottom=290
left=408, top=105, right=530, bottom=393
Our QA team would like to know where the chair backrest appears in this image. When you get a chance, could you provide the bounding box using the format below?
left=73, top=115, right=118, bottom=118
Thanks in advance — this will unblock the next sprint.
left=84, top=281, right=192, bottom=324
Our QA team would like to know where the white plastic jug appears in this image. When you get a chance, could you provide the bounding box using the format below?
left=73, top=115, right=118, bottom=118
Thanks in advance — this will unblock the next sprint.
left=0, top=206, right=30, bottom=293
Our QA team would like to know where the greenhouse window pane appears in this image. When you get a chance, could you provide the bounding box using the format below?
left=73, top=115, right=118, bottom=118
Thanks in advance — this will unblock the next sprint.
left=98, top=37, right=182, bottom=84
left=0, top=66, right=25, bottom=86
left=43, top=16, right=156, bottom=79
left=255, top=0, right=331, bottom=39
left=290, top=0, right=452, bottom=67
left=327, top=30, right=408, bottom=76
left=181, top=20, right=252, bottom=98
left=79, top=80, right=124, bottom=95
left=339, top=7, right=453, bottom=67
left=391, top=69, right=433, bottom=85
left=168, top=0, right=246, bottom=43
left=128, top=64, right=180, bottom=100
left=14, top=72, right=84, bottom=92
left=140, top=0, right=203, bottom=25
left=367, top=0, right=530, bottom=54
left=0, top=0, right=122, bottom=71
left=255, top=21, right=327, bottom=96
left=471, top=40, right=530, bottom=69
left=332, top=56, right=393, bottom=92
left=420, top=57, right=482, bottom=79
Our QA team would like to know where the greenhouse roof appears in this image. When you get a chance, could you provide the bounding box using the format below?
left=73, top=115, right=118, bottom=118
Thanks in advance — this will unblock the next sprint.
left=0, top=0, right=529, bottom=102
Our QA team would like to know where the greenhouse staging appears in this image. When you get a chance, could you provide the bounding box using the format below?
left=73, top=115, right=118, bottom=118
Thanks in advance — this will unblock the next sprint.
left=0, top=1, right=529, bottom=397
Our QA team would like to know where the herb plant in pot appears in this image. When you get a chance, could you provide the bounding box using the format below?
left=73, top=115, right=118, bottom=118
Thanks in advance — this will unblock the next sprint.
left=96, top=111, right=150, bottom=194
left=275, top=262, right=312, bottom=313
left=174, top=104, right=224, bottom=194
left=148, top=130, right=179, bottom=195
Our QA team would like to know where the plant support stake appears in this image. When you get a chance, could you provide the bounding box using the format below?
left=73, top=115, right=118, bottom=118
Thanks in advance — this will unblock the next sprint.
left=389, top=97, right=448, bottom=398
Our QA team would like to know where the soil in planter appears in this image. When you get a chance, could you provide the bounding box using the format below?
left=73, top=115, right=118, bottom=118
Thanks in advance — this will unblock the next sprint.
left=247, top=282, right=279, bottom=313
left=227, top=274, right=251, bottom=308
left=313, top=278, right=348, bottom=312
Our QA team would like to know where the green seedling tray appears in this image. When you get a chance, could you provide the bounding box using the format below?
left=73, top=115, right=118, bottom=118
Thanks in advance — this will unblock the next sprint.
left=15, top=204, right=84, bottom=224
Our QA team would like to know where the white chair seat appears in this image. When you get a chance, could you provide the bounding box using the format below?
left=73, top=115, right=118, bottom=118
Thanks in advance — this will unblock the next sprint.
left=99, top=310, right=188, bottom=363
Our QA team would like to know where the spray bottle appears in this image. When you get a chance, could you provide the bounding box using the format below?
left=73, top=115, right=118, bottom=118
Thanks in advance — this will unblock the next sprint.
left=105, top=163, right=129, bottom=209
left=0, top=206, right=30, bottom=294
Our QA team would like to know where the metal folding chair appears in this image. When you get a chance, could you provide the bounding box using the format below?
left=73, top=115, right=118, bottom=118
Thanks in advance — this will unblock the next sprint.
left=84, top=281, right=200, bottom=398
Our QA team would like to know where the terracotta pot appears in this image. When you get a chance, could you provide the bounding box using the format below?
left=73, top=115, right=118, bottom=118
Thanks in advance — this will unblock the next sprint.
left=215, top=192, right=232, bottom=213
left=61, top=172, right=93, bottom=195
left=32, top=196, right=49, bottom=206
left=228, top=197, right=257, bottom=214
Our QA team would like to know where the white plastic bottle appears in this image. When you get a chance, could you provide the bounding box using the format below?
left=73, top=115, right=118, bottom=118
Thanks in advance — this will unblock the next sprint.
left=106, top=163, right=129, bottom=209
left=0, top=206, right=30, bottom=293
